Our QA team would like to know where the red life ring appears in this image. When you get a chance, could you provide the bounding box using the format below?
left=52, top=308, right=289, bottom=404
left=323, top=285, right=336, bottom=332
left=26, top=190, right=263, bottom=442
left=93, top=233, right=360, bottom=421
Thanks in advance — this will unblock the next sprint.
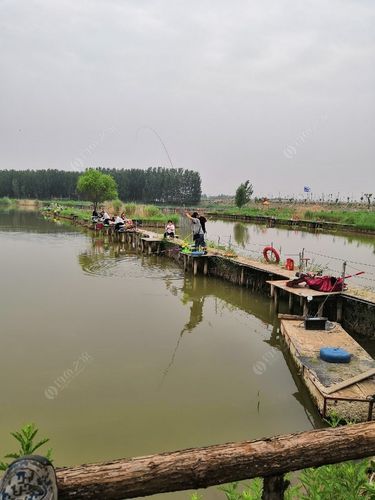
left=263, top=246, right=280, bottom=264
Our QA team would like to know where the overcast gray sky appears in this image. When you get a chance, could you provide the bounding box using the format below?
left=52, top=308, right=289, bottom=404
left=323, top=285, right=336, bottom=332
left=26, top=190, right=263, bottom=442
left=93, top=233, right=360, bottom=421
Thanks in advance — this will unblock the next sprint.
left=0, top=0, right=374, bottom=197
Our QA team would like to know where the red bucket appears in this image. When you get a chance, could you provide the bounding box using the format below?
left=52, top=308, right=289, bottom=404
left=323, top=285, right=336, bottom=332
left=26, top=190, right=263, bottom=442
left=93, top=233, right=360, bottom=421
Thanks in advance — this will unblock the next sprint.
left=285, top=258, right=294, bottom=271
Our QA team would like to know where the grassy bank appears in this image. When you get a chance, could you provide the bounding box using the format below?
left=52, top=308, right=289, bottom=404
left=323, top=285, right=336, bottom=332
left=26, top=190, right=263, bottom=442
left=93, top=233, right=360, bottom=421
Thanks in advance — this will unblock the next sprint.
left=207, top=205, right=375, bottom=231
left=303, top=209, right=375, bottom=230
left=43, top=201, right=179, bottom=225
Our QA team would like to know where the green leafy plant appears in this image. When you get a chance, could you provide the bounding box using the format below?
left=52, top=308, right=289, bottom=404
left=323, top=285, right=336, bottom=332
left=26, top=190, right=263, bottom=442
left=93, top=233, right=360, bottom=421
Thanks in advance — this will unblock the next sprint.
left=218, top=480, right=263, bottom=500
left=190, top=493, right=203, bottom=500
left=298, top=459, right=372, bottom=499
left=0, top=423, right=52, bottom=471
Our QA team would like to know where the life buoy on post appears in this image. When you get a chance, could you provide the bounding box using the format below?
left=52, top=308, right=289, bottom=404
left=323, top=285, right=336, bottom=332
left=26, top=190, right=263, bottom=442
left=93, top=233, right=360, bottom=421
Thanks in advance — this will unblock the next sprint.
left=263, top=246, right=280, bottom=264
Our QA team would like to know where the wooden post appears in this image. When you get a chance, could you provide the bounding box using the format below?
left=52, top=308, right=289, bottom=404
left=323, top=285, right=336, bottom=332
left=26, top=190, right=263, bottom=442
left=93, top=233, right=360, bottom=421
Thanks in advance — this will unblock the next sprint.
left=203, top=259, right=208, bottom=276
left=148, top=242, right=152, bottom=255
left=183, top=254, right=187, bottom=272
left=193, top=258, right=198, bottom=276
left=337, top=298, right=343, bottom=323
left=341, top=261, right=347, bottom=290
left=303, top=298, right=309, bottom=317
left=262, top=475, right=288, bottom=500
left=317, top=301, right=324, bottom=317
left=273, top=288, right=279, bottom=313
left=301, top=248, right=305, bottom=272
left=288, top=293, right=293, bottom=313
left=240, top=268, right=244, bottom=286
left=56, top=422, right=375, bottom=500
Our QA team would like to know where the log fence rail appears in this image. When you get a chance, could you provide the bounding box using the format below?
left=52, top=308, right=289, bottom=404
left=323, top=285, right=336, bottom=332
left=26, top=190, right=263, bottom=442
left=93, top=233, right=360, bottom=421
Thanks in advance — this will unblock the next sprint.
left=56, top=421, right=375, bottom=500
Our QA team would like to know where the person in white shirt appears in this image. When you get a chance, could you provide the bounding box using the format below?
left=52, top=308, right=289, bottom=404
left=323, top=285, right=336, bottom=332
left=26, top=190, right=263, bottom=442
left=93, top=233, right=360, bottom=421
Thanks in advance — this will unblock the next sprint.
left=114, top=215, right=125, bottom=231
left=101, top=211, right=110, bottom=225
left=164, top=220, right=175, bottom=238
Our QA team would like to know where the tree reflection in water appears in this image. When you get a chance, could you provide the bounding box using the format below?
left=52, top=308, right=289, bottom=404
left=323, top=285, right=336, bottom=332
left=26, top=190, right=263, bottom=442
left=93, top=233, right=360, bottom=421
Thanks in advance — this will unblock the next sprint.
left=233, top=222, right=249, bottom=248
left=160, top=277, right=206, bottom=386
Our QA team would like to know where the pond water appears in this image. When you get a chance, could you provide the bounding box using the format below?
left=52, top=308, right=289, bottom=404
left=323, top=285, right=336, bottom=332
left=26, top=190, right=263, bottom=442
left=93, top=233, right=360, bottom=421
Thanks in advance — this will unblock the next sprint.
left=0, top=210, right=328, bottom=499
left=165, top=217, right=375, bottom=291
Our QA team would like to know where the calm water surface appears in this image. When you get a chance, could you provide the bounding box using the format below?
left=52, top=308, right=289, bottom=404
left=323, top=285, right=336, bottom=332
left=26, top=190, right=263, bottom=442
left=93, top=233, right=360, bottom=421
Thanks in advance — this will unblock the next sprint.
left=1, top=210, right=323, bottom=499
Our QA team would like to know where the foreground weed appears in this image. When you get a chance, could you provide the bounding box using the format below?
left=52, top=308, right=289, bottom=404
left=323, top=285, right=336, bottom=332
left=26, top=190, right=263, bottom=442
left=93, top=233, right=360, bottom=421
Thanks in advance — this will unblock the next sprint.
left=298, top=460, right=373, bottom=500
left=218, top=480, right=263, bottom=499
left=0, top=423, right=52, bottom=471
left=191, top=493, right=203, bottom=500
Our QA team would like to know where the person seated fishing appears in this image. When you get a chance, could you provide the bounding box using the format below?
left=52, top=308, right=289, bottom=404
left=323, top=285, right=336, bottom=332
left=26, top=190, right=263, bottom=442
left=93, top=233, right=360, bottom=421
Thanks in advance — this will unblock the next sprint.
left=185, top=211, right=206, bottom=250
left=92, top=208, right=99, bottom=223
left=114, top=215, right=125, bottom=231
left=100, top=210, right=110, bottom=225
left=164, top=220, right=175, bottom=238
left=125, top=218, right=135, bottom=229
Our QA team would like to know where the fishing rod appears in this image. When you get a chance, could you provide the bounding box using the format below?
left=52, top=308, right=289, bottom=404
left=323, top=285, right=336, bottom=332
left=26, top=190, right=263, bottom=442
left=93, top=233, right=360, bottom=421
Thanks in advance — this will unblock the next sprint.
left=136, top=126, right=175, bottom=169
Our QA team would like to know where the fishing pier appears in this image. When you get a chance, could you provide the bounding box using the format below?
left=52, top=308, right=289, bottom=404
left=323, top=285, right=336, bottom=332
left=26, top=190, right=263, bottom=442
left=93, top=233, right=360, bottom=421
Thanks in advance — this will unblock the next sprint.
left=280, top=319, right=375, bottom=422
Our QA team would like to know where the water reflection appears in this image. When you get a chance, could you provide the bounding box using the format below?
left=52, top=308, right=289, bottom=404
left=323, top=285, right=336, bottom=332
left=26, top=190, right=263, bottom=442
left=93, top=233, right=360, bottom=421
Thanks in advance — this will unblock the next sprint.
left=233, top=222, right=249, bottom=248
left=161, top=278, right=206, bottom=384
left=78, top=237, right=182, bottom=281
left=0, top=208, right=78, bottom=233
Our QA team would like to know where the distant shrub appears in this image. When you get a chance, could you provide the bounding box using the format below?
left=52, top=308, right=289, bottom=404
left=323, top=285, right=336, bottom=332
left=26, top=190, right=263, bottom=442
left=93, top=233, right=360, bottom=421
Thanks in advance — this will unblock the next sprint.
left=112, top=199, right=122, bottom=214
left=0, top=197, right=12, bottom=205
left=143, top=205, right=162, bottom=217
left=123, top=203, right=137, bottom=216
left=304, top=210, right=314, bottom=219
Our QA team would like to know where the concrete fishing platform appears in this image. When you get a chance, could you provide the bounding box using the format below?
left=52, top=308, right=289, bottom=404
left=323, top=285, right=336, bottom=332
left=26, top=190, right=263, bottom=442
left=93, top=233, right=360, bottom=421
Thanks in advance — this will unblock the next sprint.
left=280, top=319, right=375, bottom=422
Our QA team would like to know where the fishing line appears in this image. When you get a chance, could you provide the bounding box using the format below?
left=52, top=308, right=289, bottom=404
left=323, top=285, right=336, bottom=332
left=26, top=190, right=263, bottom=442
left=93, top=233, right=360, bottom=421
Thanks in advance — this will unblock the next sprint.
left=136, top=126, right=175, bottom=169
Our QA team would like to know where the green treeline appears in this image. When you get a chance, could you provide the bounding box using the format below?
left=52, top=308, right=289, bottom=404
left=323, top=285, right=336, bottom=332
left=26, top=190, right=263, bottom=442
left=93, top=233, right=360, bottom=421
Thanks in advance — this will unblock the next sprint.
left=0, top=167, right=201, bottom=203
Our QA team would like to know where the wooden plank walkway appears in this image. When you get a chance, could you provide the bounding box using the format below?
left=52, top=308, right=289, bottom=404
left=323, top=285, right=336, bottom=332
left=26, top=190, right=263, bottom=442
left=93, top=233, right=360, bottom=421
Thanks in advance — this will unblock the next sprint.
left=280, top=319, right=375, bottom=422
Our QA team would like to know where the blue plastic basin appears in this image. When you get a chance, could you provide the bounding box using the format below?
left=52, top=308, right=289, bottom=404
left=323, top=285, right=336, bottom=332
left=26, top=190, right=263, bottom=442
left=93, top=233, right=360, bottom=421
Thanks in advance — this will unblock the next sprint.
left=320, top=347, right=351, bottom=364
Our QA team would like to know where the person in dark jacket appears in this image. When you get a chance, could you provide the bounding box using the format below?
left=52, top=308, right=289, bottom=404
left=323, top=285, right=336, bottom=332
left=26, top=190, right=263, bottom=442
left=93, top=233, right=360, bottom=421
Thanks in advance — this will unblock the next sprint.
left=185, top=212, right=206, bottom=250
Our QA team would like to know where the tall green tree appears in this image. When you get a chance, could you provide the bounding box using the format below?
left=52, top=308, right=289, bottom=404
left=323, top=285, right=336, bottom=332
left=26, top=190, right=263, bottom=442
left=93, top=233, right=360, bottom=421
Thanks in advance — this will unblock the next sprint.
left=77, top=169, right=118, bottom=209
left=235, top=180, right=253, bottom=208
left=0, top=167, right=201, bottom=203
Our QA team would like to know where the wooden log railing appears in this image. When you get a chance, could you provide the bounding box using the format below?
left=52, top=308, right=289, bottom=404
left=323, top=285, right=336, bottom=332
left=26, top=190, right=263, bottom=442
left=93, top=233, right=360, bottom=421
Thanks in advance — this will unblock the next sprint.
left=56, top=421, right=375, bottom=499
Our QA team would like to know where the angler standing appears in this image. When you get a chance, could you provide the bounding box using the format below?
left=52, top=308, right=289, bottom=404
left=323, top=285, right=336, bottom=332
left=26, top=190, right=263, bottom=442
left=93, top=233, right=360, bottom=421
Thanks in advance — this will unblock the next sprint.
left=185, top=211, right=206, bottom=250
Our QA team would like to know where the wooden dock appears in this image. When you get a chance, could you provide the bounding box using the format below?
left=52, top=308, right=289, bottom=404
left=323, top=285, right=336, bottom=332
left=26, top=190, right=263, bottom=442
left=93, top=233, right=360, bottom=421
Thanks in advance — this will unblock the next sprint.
left=280, top=319, right=375, bottom=422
